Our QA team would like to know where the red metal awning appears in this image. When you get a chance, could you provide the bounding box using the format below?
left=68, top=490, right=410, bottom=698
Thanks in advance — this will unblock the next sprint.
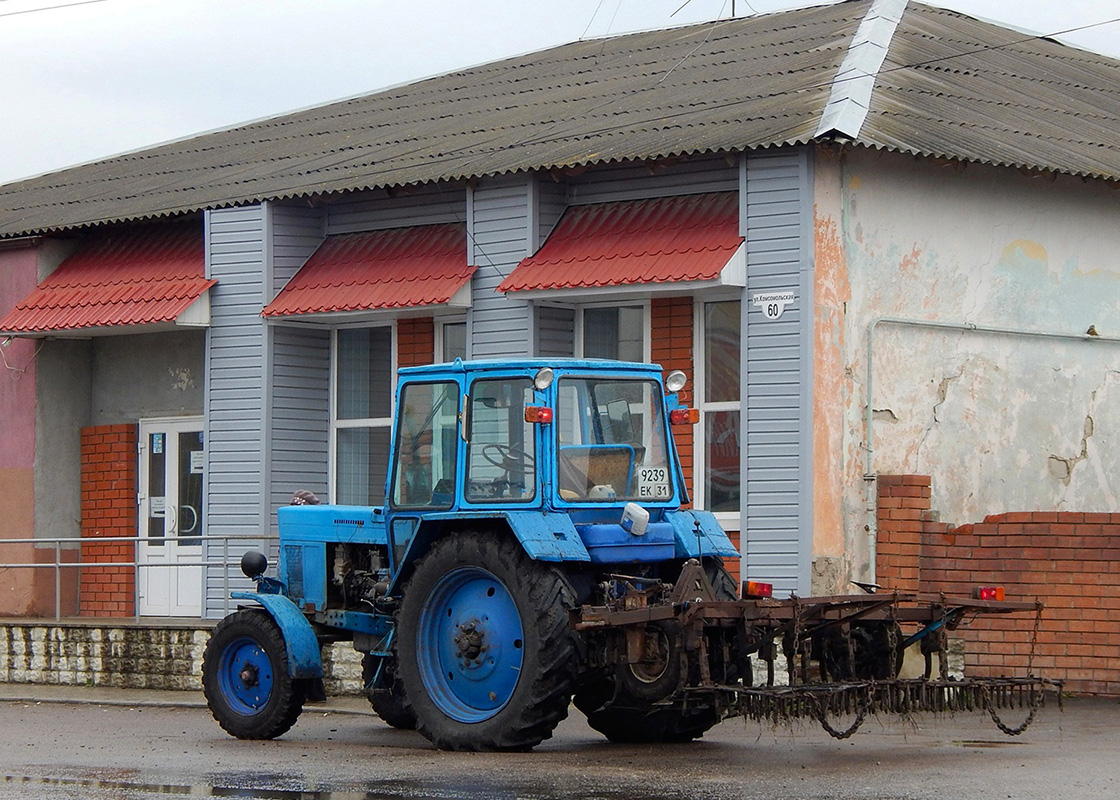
left=262, top=223, right=473, bottom=318
left=0, top=222, right=212, bottom=336
left=498, top=192, right=744, bottom=294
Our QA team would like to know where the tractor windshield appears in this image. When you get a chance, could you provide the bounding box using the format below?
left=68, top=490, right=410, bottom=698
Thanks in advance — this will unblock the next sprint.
left=555, top=377, right=674, bottom=503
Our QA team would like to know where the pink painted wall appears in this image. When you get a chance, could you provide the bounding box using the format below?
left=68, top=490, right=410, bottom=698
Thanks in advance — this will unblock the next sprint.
left=0, top=243, right=39, bottom=614
left=0, top=244, right=38, bottom=469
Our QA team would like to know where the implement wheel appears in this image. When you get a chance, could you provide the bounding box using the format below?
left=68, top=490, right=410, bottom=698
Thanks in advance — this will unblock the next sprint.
left=202, top=610, right=305, bottom=739
left=575, top=559, right=736, bottom=744
left=396, top=532, right=577, bottom=751
left=361, top=654, right=416, bottom=730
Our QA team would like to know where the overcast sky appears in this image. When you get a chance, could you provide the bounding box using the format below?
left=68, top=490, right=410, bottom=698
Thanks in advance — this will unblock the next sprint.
left=2, top=0, right=1118, bottom=186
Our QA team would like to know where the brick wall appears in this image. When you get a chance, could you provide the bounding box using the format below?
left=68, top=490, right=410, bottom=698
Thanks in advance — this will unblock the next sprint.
left=650, top=297, right=694, bottom=503
left=397, top=317, right=435, bottom=368
left=80, top=424, right=138, bottom=618
left=877, top=474, right=1119, bottom=696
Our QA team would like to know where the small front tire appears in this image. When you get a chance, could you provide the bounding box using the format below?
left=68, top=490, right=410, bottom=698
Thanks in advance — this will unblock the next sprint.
left=202, top=609, right=305, bottom=739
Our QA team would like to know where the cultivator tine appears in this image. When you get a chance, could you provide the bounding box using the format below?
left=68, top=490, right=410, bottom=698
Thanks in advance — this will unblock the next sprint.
left=731, top=677, right=1061, bottom=737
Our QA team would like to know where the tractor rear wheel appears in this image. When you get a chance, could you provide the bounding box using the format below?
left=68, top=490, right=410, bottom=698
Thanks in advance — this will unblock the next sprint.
left=202, top=609, right=305, bottom=739
left=395, top=532, right=577, bottom=751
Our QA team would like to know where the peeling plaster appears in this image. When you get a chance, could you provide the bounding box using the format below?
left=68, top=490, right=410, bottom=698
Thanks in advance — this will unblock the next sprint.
left=836, top=148, right=1120, bottom=582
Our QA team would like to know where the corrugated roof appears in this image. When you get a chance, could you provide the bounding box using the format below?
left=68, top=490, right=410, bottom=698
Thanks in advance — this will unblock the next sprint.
left=2, top=1, right=1120, bottom=239
left=0, top=222, right=212, bottom=334
left=498, top=193, right=742, bottom=292
left=855, top=3, right=1120, bottom=178
left=0, top=2, right=856, bottom=238
left=262, top=223, right=472, bottom=316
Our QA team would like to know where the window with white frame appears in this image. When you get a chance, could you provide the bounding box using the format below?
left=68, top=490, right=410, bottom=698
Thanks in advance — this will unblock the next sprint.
left=334, top=326, right=394, bottom=505
left=439, top=319, right=467, bottom=362
left=697, top=300, right=741, bottom=513
left=579, top=304, right=647, bottom=361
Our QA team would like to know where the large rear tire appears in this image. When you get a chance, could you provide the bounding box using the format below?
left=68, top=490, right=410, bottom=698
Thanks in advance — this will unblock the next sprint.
left=395, top=532, right=577, bottom=751
left=202, top=609, right=305, bottom=739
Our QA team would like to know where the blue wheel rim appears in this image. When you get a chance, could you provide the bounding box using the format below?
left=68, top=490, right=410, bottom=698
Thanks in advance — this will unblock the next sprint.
left=417, top=566, right=525, bottom=723
left=217, top=635, right=274, bottom=716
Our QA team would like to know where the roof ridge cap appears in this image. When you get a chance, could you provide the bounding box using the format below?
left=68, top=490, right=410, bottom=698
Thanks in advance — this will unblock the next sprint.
left=815, top=0, right=908, bottom=140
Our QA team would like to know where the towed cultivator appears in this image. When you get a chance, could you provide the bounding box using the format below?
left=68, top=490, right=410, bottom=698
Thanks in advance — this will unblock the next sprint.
left=575, top=560, right=1061, bottom=739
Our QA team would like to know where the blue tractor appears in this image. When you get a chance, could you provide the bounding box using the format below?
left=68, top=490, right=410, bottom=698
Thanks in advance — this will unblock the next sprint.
left=202, top=359, right=1054, bottom=750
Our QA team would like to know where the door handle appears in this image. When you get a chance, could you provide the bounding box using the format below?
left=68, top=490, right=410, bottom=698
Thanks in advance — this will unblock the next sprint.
left=167, top=503, right=178, bottom=535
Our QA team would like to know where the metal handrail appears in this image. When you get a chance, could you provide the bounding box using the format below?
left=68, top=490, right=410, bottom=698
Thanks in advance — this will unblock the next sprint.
left=0, top=533, right=280, bottom=622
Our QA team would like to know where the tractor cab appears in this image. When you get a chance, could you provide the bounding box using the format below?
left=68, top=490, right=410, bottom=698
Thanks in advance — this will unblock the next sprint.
left=387, top=358, right=689, bottom=513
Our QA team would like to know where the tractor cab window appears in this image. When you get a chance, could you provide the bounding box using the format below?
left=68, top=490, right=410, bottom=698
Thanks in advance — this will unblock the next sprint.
left=466, top=378, right=537, bottom=503
left=556, top=377, right=673, bottom=502
left=390, top=381, right=460, bottom=509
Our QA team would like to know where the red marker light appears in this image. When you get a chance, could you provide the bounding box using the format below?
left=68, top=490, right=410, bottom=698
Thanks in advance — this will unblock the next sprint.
left=524, top=406, right=553, bottom=424
left=974, top=586, right=1005, bottom=601
left=742, top=580, right=773, bottom=599
left=669, top=408, right=700, bottom=426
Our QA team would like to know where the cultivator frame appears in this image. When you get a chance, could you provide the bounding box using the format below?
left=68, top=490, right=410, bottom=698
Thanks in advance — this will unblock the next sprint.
left=574, top=560, right=1061, bottom=738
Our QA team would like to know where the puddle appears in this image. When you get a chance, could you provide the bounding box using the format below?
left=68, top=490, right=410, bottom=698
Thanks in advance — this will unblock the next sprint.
left=4, top=775, right=374, bottom=799
left=5, top=772, right=716, bottom=800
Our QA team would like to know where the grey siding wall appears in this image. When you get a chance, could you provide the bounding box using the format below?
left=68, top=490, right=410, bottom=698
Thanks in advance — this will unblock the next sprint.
left=267, top=326, right=330, bottom=529
left=265, top=204, right=332, bottom=537
left=326, top=185, right=466, bottom=235
left=532, top=177, right=567, bottom=254
left=741, top=150, right=814, bottom=595
left=269, top=204, right=324, bottom=298
left=567, top=155, right=738, bottom=206
left=204, top=205, right=269, bottom=616
left=469, top=177, right=533, bottom=358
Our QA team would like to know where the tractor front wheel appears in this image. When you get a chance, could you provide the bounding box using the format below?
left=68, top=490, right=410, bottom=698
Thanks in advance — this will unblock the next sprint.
left=202, top=609, right=305, bottom=739
left=395, top=532, right=577, bottom=751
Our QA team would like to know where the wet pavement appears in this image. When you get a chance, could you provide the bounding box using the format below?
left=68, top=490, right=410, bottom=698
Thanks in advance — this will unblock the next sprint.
left=0, top=684, right=1116, bottom=799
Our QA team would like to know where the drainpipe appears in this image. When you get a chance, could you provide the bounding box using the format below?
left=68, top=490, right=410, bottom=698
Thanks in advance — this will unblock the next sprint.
left=864, top=317, right=1120, bottom=582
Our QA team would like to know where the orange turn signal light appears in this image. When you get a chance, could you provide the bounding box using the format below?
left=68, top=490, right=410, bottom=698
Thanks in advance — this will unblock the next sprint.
left=524, top=405, right=553, bottom=424
left=743, top=580, right=773, bottom=599
left=669, top=408, right=700, bottom=426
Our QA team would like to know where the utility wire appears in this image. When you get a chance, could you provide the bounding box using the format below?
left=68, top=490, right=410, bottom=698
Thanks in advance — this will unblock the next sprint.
left=0, top=0, right=108, bottom=18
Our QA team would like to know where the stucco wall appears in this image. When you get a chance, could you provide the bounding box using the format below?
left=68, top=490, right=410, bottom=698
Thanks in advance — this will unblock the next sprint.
left=34, top=340, right=92, bottom=542
left=814, top=145, right=1120, bottom=586
left=90, top=331, right=205, bottom=425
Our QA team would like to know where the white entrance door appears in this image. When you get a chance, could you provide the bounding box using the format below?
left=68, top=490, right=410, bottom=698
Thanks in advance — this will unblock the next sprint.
left=138, top=417, right=205, bottom=617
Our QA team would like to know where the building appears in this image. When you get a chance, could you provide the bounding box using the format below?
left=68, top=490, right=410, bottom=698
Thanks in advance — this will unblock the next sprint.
left=1, top=0, right=1117, bottom=676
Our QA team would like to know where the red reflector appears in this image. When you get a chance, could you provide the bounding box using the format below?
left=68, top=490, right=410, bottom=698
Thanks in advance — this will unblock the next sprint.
left=524, top=405, right=553, bottom=424
left=742, top=580, right=773, bottom=599
left=669, top=408, right=700, bottom=426
left=974, top=586, right=1005, bottom=601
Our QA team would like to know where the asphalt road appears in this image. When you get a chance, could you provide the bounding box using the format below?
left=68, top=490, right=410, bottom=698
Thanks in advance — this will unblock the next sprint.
left=0, top=692, right=1115, bottom=800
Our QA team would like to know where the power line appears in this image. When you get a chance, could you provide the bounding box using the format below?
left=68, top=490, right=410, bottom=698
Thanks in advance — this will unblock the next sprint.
left=0, top=0, right=108, bottom=18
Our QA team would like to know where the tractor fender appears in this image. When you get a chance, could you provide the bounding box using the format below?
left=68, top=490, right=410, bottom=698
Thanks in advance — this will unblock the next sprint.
left=665, top=509, right=740, bottom=559
left=230, top=591, right=323, bottom=679
left=501, top=510, right=592, bottom=562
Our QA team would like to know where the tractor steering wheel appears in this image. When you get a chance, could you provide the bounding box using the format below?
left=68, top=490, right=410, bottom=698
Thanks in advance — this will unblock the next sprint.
left=481, top=443, right=535, bottom=471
